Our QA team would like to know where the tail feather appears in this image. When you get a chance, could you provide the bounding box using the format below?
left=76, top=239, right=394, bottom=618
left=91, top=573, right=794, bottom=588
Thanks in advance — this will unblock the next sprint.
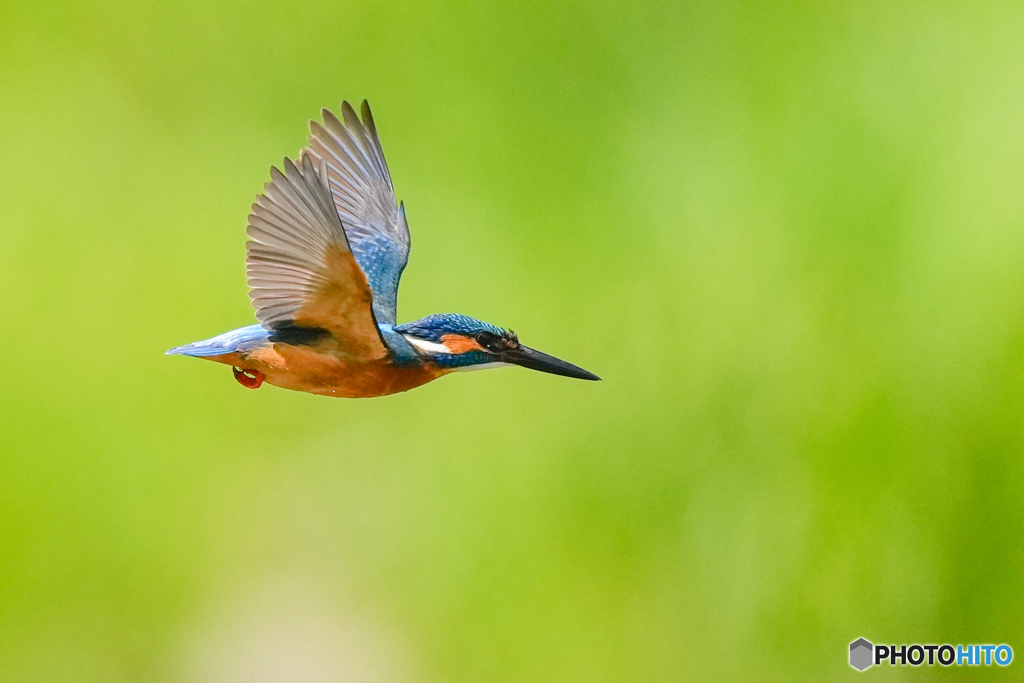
left=166, top=324, right=270, bottom=357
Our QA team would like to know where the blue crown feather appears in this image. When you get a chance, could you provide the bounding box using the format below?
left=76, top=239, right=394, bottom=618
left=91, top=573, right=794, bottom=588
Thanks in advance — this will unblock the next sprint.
left=395, top=314, right=506, bottom=342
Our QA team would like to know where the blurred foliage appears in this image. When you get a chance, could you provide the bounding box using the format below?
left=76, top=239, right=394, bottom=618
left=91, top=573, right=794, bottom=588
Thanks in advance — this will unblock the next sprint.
left=2, top=0, right=1024, bottom=681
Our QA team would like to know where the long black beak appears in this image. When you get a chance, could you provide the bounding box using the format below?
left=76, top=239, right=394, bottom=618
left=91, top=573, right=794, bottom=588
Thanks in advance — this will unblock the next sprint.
left=502, top=345, right=601, bottom=381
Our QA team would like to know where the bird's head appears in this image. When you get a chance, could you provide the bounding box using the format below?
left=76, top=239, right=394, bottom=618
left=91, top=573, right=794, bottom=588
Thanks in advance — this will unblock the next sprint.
left=396, top=314, right=600, bottom=381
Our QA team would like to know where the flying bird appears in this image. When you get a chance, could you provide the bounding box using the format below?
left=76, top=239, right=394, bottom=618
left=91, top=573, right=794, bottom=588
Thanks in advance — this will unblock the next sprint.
left=167, top=101, right=599, bottom=397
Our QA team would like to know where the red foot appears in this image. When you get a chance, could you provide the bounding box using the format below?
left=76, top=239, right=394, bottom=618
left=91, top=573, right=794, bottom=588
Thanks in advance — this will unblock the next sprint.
left=232, top=367, right=265, bottom=389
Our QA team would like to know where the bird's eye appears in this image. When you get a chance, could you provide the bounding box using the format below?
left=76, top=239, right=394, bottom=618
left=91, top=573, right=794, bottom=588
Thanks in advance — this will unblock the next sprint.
left=475, top=332, right=499, bottom=350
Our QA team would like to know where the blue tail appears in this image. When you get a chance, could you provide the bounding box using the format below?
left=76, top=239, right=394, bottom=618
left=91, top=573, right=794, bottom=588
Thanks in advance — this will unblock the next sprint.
left=166, top=324, right=270, bottom=357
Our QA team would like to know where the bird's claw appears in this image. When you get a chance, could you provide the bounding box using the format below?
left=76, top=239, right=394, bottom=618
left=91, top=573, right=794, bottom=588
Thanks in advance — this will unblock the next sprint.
left=232, top=367, right=265, bottom=389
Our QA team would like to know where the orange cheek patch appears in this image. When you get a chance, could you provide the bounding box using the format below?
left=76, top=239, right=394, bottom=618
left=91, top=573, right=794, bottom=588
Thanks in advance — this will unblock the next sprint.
left=441, top=334, right=485, bottom=354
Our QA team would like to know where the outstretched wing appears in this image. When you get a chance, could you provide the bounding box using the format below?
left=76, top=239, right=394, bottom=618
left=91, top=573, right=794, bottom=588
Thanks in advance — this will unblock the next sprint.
left=305, top=100, right=410, bottom=325
left=246, top=152, right=390, bottom=361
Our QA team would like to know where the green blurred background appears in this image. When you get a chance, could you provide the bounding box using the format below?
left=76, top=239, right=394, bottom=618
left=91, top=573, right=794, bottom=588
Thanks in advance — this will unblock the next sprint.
left=2, top=0, right=1023, bottom=680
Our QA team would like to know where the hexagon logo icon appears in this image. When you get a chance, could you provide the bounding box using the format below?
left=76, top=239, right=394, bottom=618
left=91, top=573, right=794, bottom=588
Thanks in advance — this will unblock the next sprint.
left=850, top=638, right=873, bottom=671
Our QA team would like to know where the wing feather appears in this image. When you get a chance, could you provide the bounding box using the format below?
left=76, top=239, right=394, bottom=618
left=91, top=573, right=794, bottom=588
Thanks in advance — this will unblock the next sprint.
left=245, top=152, right=389, bottom=361
left=359, top=100, right=394, bottom=187
left=305, top=101, right=410, bottom=325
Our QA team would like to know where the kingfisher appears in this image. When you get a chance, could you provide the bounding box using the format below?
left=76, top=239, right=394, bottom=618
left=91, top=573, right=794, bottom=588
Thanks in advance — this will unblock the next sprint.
left=167, top=101, right=599, bottom=397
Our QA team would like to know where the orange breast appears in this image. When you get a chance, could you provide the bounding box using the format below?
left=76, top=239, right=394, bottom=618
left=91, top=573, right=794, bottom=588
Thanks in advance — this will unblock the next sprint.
left=204, top=344, right=446, bottom=398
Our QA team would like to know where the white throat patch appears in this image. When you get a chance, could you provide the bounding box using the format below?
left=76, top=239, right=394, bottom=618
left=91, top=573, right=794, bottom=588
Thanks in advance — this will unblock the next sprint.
left=455, top=361, right=509, bottom=372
